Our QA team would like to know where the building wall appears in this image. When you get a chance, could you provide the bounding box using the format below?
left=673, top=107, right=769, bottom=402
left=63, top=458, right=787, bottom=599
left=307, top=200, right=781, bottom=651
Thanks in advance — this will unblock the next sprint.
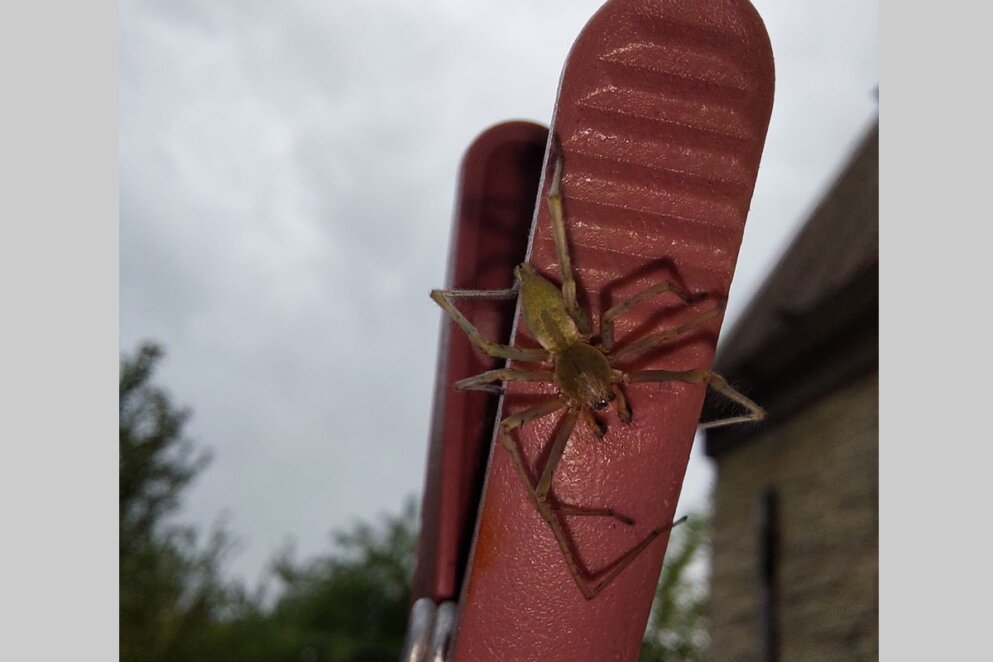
left=705, top=371, right=878, bottom=661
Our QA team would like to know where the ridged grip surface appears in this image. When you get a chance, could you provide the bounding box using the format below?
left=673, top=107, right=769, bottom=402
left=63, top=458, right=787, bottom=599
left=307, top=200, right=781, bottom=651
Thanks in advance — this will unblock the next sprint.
left=453, top=1, right=774, bottom=660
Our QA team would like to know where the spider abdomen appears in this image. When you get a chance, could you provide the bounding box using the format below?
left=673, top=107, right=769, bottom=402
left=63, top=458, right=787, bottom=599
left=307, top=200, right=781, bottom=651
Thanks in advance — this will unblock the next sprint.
left=516, top=264, right=582, bottom=352
left=554, top=342, right=615, bottom=410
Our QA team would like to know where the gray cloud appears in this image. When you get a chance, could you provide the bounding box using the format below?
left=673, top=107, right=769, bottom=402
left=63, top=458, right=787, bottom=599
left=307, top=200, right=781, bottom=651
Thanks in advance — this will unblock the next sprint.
left=120, top=0, right=878, bottom=585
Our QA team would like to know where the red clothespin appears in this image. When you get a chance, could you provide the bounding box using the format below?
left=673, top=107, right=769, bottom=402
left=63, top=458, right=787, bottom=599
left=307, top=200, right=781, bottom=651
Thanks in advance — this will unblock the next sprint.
left=409, top=0, right=774, bottom=659
left=402, top=122, right=549, bottom=661
left=412, top=121, right=549, bottom=605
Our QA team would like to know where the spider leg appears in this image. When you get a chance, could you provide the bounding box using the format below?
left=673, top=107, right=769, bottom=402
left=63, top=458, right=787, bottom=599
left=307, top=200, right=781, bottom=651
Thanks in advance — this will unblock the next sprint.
left=608, top=299, right=726, bottom=363
left=529, top=405, right=637, bottom=526
left=536, top=405, right=630, bottom=523
left=431, top=288, right=550, bottom=363
left=534, top=408, right=581, bottom=501
left=550, top=505, right=635, bottom=526
left=454, top=369, right=553, bottom=392
left=546, top=155, right=591, bottom=336
left=579, top=408, right=607, bottom=439
left=625, top=368, right=765, bottom=428
left=436, top=286, right=518, bottom=300
left=581, top=516, right=688, bottom=599
left=600, top=280, right=696, bottom=352
left=497, top=398, right=568, bottom=506
left=499, top=401, right=638, bottom=599
left=611, top=384, right=632, bottom=424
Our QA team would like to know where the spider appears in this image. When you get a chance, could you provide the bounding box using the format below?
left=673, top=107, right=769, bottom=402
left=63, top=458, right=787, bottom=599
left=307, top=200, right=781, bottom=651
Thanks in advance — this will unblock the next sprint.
left=430, top=155, right=764, bottom=599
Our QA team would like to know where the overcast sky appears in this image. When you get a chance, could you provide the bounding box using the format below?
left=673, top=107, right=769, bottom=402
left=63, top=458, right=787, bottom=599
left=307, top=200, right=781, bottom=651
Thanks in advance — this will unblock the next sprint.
left=120, top=0, right=878, bottom=587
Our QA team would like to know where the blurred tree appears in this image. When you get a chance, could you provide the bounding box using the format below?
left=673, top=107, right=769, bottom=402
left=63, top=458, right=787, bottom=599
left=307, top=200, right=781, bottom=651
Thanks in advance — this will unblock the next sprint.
left=120, top=343, right=204, bottom=551
left=193, top=499, right=418, bottom=662
left=119, top=342, right=240, bottom=662
left=640, top=512, right=711, bottom=662
left=119, top=342, right=416, bottom=661
left=268, top=498, right=417, bottom=661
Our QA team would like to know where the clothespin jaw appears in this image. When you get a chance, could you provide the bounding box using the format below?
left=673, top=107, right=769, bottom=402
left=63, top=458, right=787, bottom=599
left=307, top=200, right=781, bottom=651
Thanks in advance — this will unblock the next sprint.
left=414, top=1, right=774, bottom=660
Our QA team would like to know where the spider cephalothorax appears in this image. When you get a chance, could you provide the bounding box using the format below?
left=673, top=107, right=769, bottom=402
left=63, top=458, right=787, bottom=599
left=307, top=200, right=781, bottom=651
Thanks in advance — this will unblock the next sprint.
left=515, top=263, right=615, bottom=412
left=430, top=156, right=763, bottom=599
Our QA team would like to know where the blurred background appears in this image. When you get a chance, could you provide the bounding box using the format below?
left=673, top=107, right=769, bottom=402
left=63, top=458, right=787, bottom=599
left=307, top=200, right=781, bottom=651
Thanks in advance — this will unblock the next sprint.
left=119, top=0, right=877, bottom=659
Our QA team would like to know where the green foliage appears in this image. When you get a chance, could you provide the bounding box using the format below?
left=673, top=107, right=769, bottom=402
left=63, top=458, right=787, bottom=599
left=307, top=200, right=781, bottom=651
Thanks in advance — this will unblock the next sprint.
left=640, top=512, right=711, bottom=662
left=119, top=341, right=416, bottom=661
left=261, top=500, right=418, bottom=662
left=120, top=343, right=206, bottom=553
left=156, top=502, right=418, bottom=662
left=119, top=342, right=242, bottom=662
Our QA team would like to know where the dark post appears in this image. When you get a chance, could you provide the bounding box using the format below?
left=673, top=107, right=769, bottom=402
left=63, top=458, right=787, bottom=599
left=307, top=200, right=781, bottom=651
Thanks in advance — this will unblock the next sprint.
left=759, top=488, right=780, bottom=662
